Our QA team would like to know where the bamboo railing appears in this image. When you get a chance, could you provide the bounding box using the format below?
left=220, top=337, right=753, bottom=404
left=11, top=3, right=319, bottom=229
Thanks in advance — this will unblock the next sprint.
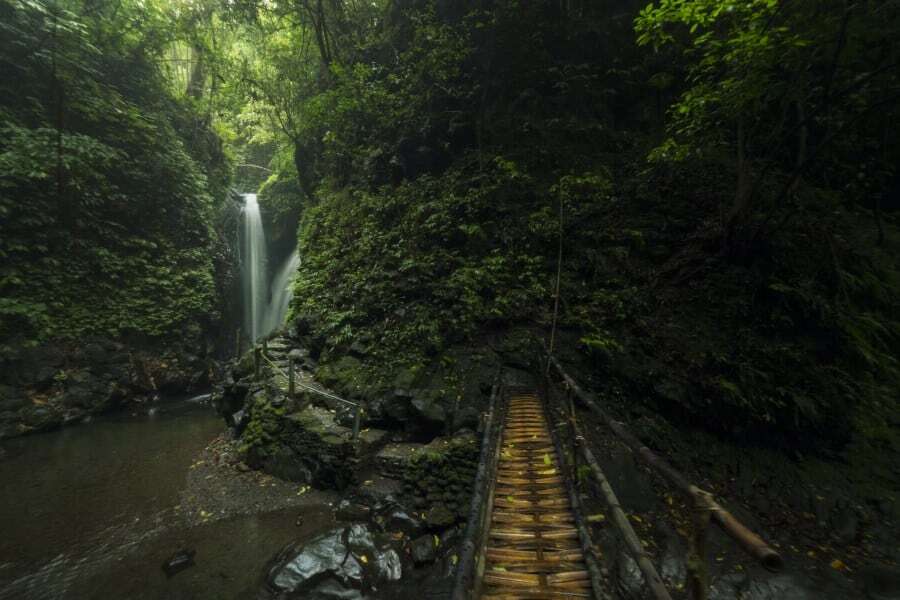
left=451, top=380, right=505, bottom=600
left=546, top=355, right=783, bottom=600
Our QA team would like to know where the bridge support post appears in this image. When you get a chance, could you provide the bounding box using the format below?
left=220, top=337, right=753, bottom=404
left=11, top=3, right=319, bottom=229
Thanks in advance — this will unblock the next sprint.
left=352, top=404, right=362, bottom=445
left=235, top=328, right=241, bottom=358
left=254, top=346, right=261, bottom=380
left=687, top=492, right=712, bottom=600
left=262, top=338, right=268, bottom=356
left=288, top=356, right=295, bottom=396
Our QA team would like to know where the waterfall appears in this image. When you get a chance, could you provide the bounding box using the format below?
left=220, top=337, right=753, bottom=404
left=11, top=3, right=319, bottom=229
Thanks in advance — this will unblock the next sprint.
left=241, top=193, right=268, bottom=342
left=262, top=250, right=301, bottom=336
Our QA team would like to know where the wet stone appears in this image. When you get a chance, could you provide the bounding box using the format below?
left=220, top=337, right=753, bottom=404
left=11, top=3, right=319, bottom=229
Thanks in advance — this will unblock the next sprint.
left=411, top=534, right=438, bottom=565
left=263, top=523, right=401, bottom=599
left=709, top=573, right=817, bottom=600
left=162, top=549, right=196, bottom=579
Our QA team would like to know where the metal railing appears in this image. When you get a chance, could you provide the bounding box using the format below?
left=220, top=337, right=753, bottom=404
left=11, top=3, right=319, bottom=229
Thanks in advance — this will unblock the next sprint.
left=253, top=343, right=363, bottom=444
left=545, top=354, right=783, bottom=600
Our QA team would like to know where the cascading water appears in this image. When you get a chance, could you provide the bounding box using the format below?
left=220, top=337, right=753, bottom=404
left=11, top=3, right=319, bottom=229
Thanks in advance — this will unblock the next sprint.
left=262, top=250, right=301, bottom=336
left=241, top=193, right=268, bottom=342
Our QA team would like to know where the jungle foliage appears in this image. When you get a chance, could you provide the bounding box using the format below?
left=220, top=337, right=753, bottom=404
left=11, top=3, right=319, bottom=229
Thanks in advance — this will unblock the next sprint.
left=0, top=0, right=229, bottom=349
left=1, top=0, right=898, bottom=452
left=244, top=0, right=898, bottom=447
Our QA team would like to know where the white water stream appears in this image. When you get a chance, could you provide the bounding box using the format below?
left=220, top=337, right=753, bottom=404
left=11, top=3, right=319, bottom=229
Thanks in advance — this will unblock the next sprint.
left=241, top=193, right=268, bottom=342
left=240, top=193, right=299, bottom=342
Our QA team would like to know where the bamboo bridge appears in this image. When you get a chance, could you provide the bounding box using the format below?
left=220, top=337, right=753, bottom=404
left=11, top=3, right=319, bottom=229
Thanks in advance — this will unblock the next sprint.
left=450, top=358, right=784, bottom=600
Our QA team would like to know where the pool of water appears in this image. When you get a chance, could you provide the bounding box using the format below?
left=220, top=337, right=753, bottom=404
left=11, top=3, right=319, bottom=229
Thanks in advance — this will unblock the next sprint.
left=0, top=401, right=331, bottom=599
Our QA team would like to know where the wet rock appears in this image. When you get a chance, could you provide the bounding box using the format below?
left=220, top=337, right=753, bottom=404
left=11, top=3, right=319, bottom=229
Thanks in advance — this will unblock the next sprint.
left=263, top=524, right=401, bottom=599
left=162, top=549, right=196, bottom=578
left=656, top=523, right=686, bottom=586
left=229, top=408, right=249, bottom=434
left=833, top=510, right=859, bottom=545
left=411, top=534, right=438, bottom=565
left=375, top=443, right=425, bottom=478
left=614, top=548, right=644, bottom=598
left=709, top=573, right=816, bottom=600
left=410, top=395, right=446, bottom=427
left=243, top=403, right=356, bottom=489
left=335, top=499, right=372, bottom=522
left=425, top=505, right=456, bottom=530
left=382, top=508, right=424, bottom=537
left=440, top=526, right=461, bottom=548
left=451, top=406, right=480, bottom=432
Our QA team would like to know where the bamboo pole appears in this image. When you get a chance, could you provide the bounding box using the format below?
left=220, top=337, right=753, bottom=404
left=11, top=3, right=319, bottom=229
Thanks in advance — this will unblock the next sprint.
left=687, top=491, right=712, bottom=600
left=572, top=421, right=673, bottom=600
left=352, top=404, right=361, bottom=444
left=544, top=393, right=611, bottom=600
left=288, top=355, right=296, bottom=396
left=451, top=382, right=502, bottom=600
left=547, top=356, right=783, bottom=572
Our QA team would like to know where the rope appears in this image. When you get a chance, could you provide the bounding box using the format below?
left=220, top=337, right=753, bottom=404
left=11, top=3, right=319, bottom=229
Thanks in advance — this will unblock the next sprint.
left=546, top=191, right=564, bottom=373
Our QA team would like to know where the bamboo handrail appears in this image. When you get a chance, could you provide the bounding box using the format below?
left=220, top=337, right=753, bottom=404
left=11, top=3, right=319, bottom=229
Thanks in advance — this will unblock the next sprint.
left=543, top=393, right=620, bottom=600
left=569, top=416, right=673, bottom=600
left=451, top=380, right=504, bottom=600
left=547, top=356, right=783, bottom=573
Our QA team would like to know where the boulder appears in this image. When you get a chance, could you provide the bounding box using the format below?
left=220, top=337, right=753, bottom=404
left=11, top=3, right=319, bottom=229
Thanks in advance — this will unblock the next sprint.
left=709, top=573, right=818, bottom=600
left=410, top=534, right=438, bottom=565
left=262, top=524, right=401, bottom=599
left=425, top=505, right=456, bottom=530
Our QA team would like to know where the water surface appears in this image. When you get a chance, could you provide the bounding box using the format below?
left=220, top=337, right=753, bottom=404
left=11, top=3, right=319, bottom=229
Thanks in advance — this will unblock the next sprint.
left=0, top=402, right=329, bottom=599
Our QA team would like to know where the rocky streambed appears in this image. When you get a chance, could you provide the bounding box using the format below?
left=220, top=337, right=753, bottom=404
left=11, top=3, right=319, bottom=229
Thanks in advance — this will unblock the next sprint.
left=2, top=322, right=897, bottom=600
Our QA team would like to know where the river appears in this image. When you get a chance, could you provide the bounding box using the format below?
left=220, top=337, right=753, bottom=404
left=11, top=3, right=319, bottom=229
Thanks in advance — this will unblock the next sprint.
left=0, top=400, right=329, bottom=600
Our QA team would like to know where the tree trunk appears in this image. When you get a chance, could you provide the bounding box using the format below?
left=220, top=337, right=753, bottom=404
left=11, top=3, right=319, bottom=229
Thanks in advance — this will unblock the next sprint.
left=725, top=118, right=752, bottom=246
left=187, top=45, right=205, bottom=98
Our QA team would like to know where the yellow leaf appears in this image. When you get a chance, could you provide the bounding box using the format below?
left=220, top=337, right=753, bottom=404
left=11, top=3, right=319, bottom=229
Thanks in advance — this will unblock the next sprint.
left=433, top=535, right=440, bottom=547
left=543, top=454, right=551, bottom=465
left=587, top=513, right=606, bottom=523
left=830, top=559, right=846, bottom=571
left=451, top=554, right=458, bottom=565
left=630, top=514, right=643, bottom=523
left=360, top=554, right=368, bottom=564
left=493, top=566, right=507, bottom=572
